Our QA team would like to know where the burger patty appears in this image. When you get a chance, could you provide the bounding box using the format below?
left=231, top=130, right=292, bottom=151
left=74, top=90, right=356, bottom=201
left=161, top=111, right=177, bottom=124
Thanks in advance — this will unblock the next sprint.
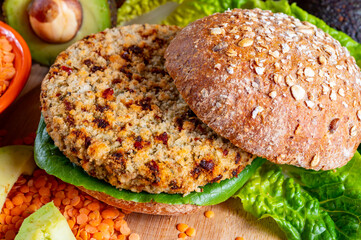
left=41, top=24, right=255, bottom=194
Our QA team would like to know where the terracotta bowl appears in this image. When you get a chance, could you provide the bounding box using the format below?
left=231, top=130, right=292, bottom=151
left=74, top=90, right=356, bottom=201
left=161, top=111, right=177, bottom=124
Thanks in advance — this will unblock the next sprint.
left=0, top=21, right=32, bottom=113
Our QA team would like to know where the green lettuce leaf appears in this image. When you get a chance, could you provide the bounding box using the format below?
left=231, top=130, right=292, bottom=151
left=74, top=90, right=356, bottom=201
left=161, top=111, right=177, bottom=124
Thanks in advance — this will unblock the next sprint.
left=234, top=162, right=337, bottom=240
left=162, top=0, right=234, bottom=27
left=163, top=0, right=361, bottom=67
left=35, top=116, right=264, bottom=205
left=283, top=152, right=361, bottom=239
left=117, top=0, right=183, bottom=25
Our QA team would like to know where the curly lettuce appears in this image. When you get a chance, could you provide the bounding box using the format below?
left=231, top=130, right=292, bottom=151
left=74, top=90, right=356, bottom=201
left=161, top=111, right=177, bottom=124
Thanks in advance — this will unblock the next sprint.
left=234, top=162, right=337, bottom=240
left=163, top=0, right=235, bottom=26
left=117, top=0, right=183, bottom=25
left=234, top=152, right=361, bottom=240
left=284, top=152, right=361, bottom=239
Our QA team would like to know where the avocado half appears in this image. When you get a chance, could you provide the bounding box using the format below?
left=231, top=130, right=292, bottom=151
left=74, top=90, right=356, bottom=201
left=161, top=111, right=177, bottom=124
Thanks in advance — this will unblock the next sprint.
left=3, top=0, right=113, bottom=66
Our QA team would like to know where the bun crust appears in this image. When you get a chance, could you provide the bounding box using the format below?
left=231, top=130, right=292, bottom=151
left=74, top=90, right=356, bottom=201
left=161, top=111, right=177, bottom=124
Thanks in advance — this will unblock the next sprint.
left=77, top=186, right=202, bottom=215
left=165, top=8, right=361, bottom=170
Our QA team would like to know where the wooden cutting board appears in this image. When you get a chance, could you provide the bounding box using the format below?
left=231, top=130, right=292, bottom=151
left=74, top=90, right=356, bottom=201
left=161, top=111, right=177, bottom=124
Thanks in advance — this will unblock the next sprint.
left=0, top=65, right=286, bottom=240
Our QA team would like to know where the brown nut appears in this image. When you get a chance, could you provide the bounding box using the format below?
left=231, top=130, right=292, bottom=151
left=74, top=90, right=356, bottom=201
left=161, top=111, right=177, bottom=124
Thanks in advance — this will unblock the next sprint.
left=28, top=0, right=83, bottom=43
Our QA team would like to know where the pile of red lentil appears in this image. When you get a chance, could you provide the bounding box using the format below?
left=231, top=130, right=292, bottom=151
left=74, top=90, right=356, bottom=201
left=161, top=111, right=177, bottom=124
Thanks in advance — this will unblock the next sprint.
left=0, top=36, right=16, bottom=97
left=0, top=131, right=139, bottom=240
left=0, top=169, right=140, bottom=240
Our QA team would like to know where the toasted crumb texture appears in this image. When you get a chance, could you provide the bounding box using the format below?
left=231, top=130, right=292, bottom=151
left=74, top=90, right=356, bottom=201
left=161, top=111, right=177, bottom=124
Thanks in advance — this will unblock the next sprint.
left=165, top=9, right=361, bottom=170
left=41, top=24, right=254, bottom=194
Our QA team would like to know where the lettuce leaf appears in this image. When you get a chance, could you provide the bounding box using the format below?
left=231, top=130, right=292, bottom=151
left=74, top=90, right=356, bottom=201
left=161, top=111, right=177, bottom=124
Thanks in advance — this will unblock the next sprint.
left=234, top=162, right=337, bottom=240
left=163, top=0, right=361, bottom=67
left=283, top=152, right=361, bottom=239
left=162, top=0, right=235, bottom=27
left=234, top=152, right=361, bottom=240
left=34, top=116, right=265, bottom=205
left=117, top=0, right=183, bottom=25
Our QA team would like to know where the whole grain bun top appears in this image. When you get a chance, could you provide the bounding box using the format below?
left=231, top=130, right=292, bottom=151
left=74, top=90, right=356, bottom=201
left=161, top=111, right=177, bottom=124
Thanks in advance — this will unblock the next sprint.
left=165, top=8, right=361, bottom=170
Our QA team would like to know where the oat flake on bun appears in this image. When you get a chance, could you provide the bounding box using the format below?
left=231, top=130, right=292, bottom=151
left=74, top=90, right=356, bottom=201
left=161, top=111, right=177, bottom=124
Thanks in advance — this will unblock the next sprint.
left=165, top=8, right=361, bottom=170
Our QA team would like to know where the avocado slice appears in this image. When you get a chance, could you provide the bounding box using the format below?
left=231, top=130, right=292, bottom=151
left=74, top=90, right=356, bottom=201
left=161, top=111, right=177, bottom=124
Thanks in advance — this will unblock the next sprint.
left=2, top=0, right=112, bottom=66
left=15, top=202, right=76, bottom=240
left=0, top=145, right=36, bottom=211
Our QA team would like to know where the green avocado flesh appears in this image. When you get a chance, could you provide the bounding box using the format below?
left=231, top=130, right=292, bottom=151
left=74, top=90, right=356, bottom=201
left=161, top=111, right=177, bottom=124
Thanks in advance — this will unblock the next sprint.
left=34, top=116, right=265, bottom=206
left=0, top=145, right=36, bottom=211
left=15, top=202, right=75, bottom=240
left=3, top=0, right=112, bottom=66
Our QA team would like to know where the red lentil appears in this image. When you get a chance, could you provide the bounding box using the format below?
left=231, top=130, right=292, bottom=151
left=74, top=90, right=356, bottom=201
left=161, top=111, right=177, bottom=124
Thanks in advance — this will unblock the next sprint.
left=0, top=169, right=136, bottom=239
left=128, top=233, right=140, bottom=240
left=0, top=36, right=16, bottom=97
left=176, top=223, right=188, bottom=232
left=1, top=135, right=138, bottom=240
left=185, top=227, right=196, bottom=237
left=204, top=210, right=214, bottom=218
left=178, top=232, right=187, bottom=239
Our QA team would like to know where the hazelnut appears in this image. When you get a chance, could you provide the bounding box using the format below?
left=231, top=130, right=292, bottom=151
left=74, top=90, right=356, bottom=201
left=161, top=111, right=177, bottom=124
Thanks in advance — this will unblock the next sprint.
left=28, top=0, right=83, bottom=43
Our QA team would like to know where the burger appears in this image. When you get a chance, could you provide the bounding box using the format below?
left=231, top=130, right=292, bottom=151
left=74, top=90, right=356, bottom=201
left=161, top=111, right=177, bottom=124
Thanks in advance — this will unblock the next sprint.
left=36, top=23, right=261, bottom=215
left=34, top=1, right=361, bottom=238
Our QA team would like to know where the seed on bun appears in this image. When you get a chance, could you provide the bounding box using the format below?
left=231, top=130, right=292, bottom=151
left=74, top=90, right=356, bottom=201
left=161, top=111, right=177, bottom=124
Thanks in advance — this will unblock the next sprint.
left=165, top=8, right=361, bottom=170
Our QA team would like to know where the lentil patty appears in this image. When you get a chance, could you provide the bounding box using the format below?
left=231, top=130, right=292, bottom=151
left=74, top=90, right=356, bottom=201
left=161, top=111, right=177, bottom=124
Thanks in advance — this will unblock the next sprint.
left=41, top=24, right=254, bottom=194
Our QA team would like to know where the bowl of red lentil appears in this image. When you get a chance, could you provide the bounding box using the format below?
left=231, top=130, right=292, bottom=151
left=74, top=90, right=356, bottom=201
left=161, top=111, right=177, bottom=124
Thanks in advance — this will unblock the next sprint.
left=0, top=21, right=31, bottom=113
